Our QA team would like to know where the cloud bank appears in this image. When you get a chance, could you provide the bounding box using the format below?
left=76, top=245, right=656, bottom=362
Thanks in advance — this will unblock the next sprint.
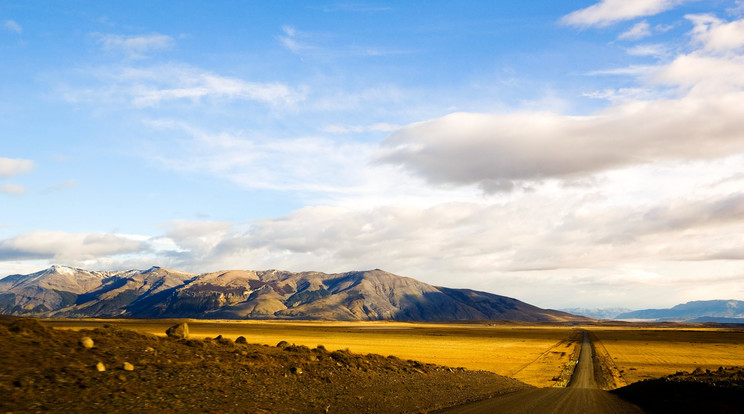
left=378, top=14, right=744, bottom=193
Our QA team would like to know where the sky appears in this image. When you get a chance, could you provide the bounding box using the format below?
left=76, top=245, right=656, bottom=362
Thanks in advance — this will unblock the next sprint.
left=2, top=0, right=744, bottom=310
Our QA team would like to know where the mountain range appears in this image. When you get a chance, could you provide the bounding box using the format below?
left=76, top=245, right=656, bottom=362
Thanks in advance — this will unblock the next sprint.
left=0, top=265, right=587, bottom=322
left=614, top=300, right=744, bottom=323
left=557, top=307, right=633, bottom=320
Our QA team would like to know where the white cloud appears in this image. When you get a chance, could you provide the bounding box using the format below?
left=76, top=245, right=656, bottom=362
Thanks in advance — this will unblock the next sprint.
left=376, top=93, right=744, bottom=192
left=2, top=19, right=21, bottom=34
left=0, top=231, right=148, bottom=262
left=619, top=21, right=652, bottom=40
left=379, top=16, right=744, bottom=192
left=586, top=65, right=657, bottom=76
left=687, top=13, right=744, bottom=53
left=96, top=33, right=174, bottom=58
left=562, top=0, right=691, bottom=27
left=0, top=184, right=25, bottom=195
left=0, top=157, right=34, bottom=177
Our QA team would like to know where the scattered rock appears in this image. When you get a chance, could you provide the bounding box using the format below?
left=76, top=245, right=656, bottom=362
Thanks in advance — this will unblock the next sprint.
left=80, top=336, right=94, bottom=349
left=165, top=323, right=189, bottom=339
left=290, top=366, right=303, bottom=375
left=277, top=340, right=290, bottom=348
left=145, top=346, right=155, bottom=352
left=235, top=336, right=247, bottom=344
left=123, top=362, right=134, bottom=371
left=96, top=362, right=106, bottom=372
left=215, top=334, right=223, bottom=340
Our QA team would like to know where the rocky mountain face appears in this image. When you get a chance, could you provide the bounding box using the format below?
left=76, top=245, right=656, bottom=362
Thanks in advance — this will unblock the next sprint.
left=0, top=266, right=587, bottom=322
left=615, top=300, right=744, bottom=323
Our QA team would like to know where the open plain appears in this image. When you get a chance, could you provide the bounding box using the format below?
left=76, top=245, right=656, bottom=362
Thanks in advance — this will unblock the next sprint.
left=2, top=317, right=744, bottom=412
left=42, top=319, right=744, bottom=389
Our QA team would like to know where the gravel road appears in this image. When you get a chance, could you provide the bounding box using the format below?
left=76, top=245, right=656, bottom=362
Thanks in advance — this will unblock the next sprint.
left=437, top=331, right=645, bottom=414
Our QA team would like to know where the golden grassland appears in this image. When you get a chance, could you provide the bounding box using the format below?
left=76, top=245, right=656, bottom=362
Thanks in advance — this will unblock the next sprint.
left=42, top=319, right=578, bottom=387
left=590, top=326, right=744, bottom=385
left=40, top=319, right=744, bottom=388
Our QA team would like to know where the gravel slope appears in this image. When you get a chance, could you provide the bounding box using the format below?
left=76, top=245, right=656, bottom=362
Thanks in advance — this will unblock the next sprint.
left=0, top=317, right=530, bottom=413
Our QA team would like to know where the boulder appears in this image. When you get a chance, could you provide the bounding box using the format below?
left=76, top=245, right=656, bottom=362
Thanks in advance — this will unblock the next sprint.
left=235, top=336, right=247, bottom=344
left=80, top=336, right=94, bottom=349
left=165, top=323, right=189, bottom=339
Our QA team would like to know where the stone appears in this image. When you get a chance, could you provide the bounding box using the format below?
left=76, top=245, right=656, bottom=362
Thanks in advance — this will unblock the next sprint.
left=96, top=362, right=106, bottom=372
left=235, top=336, right=247, bottom=344
left=165, top=323, right=189, bottom=339
left=145, top=346, right=155, bottom=352
left=123, top=362, right=134, bottom=371
left=80, top=337, right=94, bottom=349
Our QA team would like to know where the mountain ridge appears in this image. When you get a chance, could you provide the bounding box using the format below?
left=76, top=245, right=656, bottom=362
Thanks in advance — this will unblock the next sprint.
left=0, top=265, right=587, bottom=322
left=615, top=300, right=744, bottom=322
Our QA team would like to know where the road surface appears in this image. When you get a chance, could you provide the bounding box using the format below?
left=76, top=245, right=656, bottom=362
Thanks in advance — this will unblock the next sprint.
left=437, top=331, right=644, bottom=414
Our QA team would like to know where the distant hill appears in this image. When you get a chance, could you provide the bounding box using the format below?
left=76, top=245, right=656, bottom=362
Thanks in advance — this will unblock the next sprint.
left=0, top=265, right=589, bottom=322
left=615, top=300, right=744, bottom=322
left=558, top=307, right=633, bottom=320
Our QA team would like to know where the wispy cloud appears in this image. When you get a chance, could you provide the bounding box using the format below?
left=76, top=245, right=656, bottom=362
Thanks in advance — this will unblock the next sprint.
left=562, top=0, right=692, bottom=27
left=2, top=20, right=21, bottom=34
left=278, top=25, right=314, bottom=54
left=278, top=25, right=410, bottom=58
left=322, top=123, right=400, bottom=134
left=0, top=157, right=34, bottom=178
left=618, top=20, right=652, bottom=40
left=95, top=33, right=174, bottom=58
left=321, top=4, right=392, bottom=13
left=42, top=179, right=79, bottom=193
left=0, top=184, right=25, bottom=195
left=625, top=43, right=668, bottom=56
left=62, top=64, right=305, bottom=108
left=144, top=120, right=375, bottom=194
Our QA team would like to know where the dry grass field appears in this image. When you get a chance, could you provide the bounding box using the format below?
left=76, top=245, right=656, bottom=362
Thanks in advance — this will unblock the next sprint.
left=590, top=326, right=744, bottom=385
left=42, top=319, right=579, bottom=388
left=41, top=319, right=744, bottom=389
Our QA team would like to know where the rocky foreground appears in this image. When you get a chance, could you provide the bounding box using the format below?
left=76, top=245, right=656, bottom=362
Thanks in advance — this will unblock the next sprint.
left=0, top=317, right=530, bottom=413
left=612, top=367, right=744, bottom=413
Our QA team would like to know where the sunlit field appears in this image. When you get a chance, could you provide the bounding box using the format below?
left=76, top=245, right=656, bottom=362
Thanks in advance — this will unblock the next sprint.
left=591, top=326, right=744, bottom=385
left=42, top=319, right=578, bottom=387
left=41, top=319, right=744, bottom=388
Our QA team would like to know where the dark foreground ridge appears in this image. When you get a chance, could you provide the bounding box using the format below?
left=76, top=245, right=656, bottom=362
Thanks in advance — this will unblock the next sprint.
left=612, top=367, right=744, bottom=414
left=0, top=317, right=529, bottom=413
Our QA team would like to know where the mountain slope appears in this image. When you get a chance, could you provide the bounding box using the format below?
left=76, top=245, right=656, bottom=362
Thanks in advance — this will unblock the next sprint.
left=615, top=300, right=744, bottom=322
left=0, top=266, right=588, bottom=322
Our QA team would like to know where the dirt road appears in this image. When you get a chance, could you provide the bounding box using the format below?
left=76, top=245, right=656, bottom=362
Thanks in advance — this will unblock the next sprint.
left=437, top=331, right=644, bottom=414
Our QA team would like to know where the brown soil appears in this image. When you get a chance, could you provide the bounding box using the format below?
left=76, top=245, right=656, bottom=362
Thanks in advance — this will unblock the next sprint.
left=612, top=367, right=744, bottom=414
left=0, top=317, right=530, bottom=413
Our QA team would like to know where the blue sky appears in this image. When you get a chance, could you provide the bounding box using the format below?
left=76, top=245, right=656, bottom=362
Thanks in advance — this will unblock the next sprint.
left=2, top=0, right=744, bottom=309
